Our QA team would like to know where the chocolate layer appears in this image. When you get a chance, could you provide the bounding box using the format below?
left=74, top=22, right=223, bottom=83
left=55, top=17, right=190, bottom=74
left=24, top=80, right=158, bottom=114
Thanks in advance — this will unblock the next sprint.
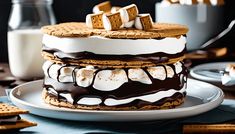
left=42, top=46, right=186, bottom=64
left=43, top=63, right=188, bottom=107
left=0, top=115, right=21, bottom=124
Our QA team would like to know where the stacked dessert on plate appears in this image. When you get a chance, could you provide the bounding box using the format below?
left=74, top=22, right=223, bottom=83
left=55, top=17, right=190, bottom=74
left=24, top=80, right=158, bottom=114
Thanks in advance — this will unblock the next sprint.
left=41, top=2, right=189, bottom=110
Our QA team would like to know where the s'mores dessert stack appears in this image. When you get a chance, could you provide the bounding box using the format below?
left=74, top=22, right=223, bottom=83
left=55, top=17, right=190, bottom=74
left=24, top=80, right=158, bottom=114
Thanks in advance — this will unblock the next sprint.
left=41, top=2, right=189, bottom=110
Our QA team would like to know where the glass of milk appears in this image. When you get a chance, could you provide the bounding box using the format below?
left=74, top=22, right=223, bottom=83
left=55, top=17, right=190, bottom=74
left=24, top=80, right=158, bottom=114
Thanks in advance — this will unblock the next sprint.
left=8, top=0, right=56, bottom=80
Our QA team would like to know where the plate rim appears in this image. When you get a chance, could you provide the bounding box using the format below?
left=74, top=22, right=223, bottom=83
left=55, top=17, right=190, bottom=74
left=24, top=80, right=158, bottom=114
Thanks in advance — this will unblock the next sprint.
left=9, top=78, right=224, bottom=121
left=190, top=61, right=235, bottom=82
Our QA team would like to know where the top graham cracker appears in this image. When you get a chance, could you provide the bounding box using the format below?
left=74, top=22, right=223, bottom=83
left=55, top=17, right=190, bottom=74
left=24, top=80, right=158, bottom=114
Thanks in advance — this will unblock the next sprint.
left=41, top=22, right=188, bottom=39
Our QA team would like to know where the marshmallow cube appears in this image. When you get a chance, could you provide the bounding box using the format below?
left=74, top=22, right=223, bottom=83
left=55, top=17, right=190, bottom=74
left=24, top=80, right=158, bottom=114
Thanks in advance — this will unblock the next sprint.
left=135, top=14, right=153, bottom=30
left=111, top=6, right=121, bottom=13
left=93, top=1, right=111, bottom=13
left=86, top=12, right=104, bottom=29
left=119, top=4, right=139, bottom=23
left=102, top=12, right=123, bottom=31
left=124, top=20, right=135, bottom=28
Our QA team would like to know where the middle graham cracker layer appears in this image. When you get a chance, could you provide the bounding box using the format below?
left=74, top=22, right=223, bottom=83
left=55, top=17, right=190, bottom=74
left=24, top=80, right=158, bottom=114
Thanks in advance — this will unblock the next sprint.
left=42, top=51, right=185, bottom=68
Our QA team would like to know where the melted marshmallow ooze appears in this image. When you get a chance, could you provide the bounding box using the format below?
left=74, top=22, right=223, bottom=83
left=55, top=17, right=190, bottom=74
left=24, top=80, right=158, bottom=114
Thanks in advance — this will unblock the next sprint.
left=43, top=34, right=186, bottom=55
left=43, top=60, right=187, bottom=106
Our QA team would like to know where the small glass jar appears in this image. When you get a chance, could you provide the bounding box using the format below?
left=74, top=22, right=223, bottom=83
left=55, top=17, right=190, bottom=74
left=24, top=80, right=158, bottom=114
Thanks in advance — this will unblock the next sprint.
left=8, top=0, right=56, bottom=80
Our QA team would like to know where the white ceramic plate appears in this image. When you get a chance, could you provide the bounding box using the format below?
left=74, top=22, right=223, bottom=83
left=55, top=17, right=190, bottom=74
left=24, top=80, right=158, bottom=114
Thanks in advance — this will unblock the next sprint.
left=10, top=78, right=224, bottom=121
left=190, top=62, right=235, bottom=82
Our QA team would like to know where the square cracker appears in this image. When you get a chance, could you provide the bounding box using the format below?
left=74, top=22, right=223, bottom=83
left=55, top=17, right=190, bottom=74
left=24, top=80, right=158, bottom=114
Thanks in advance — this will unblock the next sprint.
left=106, top=12, right=123, bottom=30
left=0, top=103, right=28, bottom=117
left=140, top=15, right=153, bottom=30
left=0, top=119, right=37, bottom=130
left=126, top=5, right=138, bottom=21
left=96, top=1, right=111, bottom=12
left=91, top=13, right=104, bottom=29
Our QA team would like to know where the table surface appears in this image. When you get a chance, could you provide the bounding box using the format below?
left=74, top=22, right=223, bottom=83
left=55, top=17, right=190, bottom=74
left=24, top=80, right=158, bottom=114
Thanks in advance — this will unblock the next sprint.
left=1, top=63, right=235, bottom=99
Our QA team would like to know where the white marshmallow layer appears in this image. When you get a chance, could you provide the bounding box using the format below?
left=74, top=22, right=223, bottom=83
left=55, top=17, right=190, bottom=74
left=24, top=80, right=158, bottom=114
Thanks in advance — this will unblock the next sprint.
left=43, top=61, right=184, bottom=91
left=43, top=34, right=186, bottom=55
left=93, top=69, right=128, bottom=91
left=44, top=61, right=185, bottom=106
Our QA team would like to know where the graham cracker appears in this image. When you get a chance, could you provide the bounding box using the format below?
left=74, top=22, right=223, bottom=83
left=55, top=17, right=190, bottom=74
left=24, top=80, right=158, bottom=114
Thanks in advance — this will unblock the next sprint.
left=0, top=103, right=28, bottom=117
left=42, top=51, right=185, bottom=68
left=90, top=13, right=104, bottom=29
left=42, top=89, right=185, bottom=110
left=94, top=1, right=111, bottom=13
left=41, top=22, right=188, bottom=39
left=104, top=12, right=123, bottom=30
left=139, top=14, right=153, bottom=30
left=0, top=119, right=37, bottom=130
left=125, top=4, right=138, bottom=21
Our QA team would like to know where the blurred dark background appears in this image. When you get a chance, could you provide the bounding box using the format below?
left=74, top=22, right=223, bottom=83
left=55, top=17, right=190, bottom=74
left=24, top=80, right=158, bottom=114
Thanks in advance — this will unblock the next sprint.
left=0, top=0, right=235, bottom=62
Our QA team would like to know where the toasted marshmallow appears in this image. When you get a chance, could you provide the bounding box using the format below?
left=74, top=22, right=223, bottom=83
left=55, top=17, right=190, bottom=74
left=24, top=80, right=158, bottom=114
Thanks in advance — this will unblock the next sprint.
left=48, top=64, right=61, bottom=80
left=102, top=12, right=123, bottom=30
left=59, top=66, right=74, bottom=82
left=124, top=20, right=135, bottom=28
left=43, top=61, right=75, bottom=82
left=174, top=62, right=183, bottom=74
left=147, top=66, right=166, bottom=80
left=111, top=6, right=121, bottom=13
left=42, top=61, right=54, bottom=76
left=93, top=69, right=128, bottom=91
left=93, top=1, right=111, bottom=13
left=119, top=4, right=139, bottom=23
left=128, top=69, right=152, bottom=84
left=76, top=66, right=96, bottom=87
left=165, top=66, right=175, bottom=78
left=86, top=12, right=104, bottom=29
left=135, top=14, right=153, bottom=30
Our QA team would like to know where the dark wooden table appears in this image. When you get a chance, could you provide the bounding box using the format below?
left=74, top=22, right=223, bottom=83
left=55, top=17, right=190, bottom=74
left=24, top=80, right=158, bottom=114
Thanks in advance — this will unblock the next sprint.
left=1, top=63, right=235, bottom=99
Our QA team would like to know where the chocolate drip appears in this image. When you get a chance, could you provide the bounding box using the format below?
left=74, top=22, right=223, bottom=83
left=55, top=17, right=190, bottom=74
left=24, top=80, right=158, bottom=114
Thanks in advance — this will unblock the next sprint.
left=42, top=46, right=186, bottom=64
left=44, top=63, right=188, bottom=106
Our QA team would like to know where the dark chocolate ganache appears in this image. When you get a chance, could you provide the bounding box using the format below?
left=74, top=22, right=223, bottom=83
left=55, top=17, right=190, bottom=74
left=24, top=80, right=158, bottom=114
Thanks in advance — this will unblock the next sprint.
left=43, top=63, right=188, bottom=107
left=42, top=46, right=186, bottom=64
left=0, top=115, right=21, bottom=124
